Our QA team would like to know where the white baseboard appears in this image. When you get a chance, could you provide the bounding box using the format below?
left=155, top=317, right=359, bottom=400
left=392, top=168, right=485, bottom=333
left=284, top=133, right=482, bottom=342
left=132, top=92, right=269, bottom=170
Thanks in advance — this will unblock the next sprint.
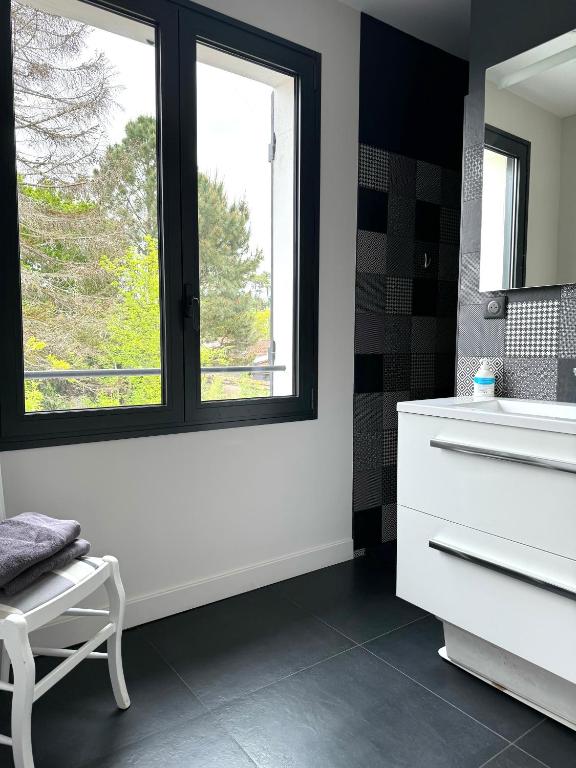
left=31, top=537, right=353, bottom=648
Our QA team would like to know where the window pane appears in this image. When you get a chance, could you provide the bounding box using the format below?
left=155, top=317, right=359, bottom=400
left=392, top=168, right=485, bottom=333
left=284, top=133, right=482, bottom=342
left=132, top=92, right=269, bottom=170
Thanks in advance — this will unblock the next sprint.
left=196, top=45, right=295, bottom=402
left=11, top=0, right=163, bottom=412
left=480, top=147, right=517, bottom=291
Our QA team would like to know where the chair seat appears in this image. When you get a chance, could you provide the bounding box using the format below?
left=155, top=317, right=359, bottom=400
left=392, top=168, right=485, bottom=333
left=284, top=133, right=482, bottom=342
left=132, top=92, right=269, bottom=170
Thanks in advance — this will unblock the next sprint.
left=0, top=557, right=105, bottom=616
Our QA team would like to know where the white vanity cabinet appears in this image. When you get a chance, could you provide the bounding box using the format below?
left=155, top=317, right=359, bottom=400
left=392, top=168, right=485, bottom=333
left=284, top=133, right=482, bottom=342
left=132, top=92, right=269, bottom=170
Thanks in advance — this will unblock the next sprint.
left=396, top=397, right=576, bottom=729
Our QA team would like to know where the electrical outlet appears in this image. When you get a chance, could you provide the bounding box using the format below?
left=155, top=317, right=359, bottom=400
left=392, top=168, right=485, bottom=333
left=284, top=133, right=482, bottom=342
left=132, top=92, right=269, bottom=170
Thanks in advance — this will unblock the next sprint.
left=483, top=296, right=507, bottom=319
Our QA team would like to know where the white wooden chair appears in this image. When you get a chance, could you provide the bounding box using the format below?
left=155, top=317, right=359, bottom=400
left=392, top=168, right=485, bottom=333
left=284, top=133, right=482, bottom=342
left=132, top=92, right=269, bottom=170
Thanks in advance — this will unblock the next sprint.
left=0, top=470, right=130, bottom=768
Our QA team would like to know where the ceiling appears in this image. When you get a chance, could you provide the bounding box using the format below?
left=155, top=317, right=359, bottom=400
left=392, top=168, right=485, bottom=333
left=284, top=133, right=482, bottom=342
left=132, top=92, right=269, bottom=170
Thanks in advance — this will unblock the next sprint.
left=340, top=0, right=471, bottom=59
left=487, top=31, right=576, bottom=118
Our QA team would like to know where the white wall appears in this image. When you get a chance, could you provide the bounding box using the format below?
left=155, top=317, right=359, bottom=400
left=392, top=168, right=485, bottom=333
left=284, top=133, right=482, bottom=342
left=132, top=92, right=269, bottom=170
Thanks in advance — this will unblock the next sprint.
left=485, top=81, right=562, bottom=287
left=3, top=0, right=360, bottom=644
left=558, top=113, right=576, bottom=284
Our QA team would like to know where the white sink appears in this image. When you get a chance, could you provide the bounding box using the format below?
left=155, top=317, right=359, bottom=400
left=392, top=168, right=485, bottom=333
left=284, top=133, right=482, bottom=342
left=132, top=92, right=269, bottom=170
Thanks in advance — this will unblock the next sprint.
left=397, top=396, right=576, bottom=434
left=452, top=398, right=576, bottom=420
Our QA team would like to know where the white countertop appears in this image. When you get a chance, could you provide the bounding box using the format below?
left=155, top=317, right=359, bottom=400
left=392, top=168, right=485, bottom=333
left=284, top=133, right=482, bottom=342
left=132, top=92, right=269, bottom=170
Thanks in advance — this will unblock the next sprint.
left=397, top=396, right=576, bottom=435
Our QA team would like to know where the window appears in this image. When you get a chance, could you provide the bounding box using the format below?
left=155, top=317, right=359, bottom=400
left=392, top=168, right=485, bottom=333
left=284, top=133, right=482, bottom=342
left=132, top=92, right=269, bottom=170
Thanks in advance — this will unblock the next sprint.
left=0, top=0, right=320, bottom=448
left=195, top=45, right=295, bottom=402
left=480, top=126, right=530, bottom=291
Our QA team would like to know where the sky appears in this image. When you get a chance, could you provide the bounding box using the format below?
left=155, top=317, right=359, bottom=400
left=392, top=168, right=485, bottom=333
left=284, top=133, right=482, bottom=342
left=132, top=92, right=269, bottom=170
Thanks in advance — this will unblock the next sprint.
left=88, top=26, right=272, bottom=269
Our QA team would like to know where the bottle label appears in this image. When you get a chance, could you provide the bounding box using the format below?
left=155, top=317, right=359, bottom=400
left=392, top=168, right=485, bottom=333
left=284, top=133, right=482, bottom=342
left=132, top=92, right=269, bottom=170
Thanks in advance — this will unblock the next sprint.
left=473, top=376, right=495, bottom=385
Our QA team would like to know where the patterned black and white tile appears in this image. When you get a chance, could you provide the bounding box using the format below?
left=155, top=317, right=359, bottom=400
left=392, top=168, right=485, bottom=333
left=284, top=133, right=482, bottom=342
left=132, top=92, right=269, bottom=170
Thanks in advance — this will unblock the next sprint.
left=355, top=313, right=388, bottom=354
left=382, top=503, right=397, bottom=543
left=382, top=391, right=410, bottom=428
left=356, top=231, right=387, bottom=273
left=359, top=144, right=389, bottom=192
left=389, top=153, right=416, bottom=197
left=416, top=160, right=442, bottom=204
left=559, top=285, right=576, bottom=358
left=356, top=274, right=387, bottom=312
left=458, top=303, right=505, bottom=356
left=456, top=357, right=504, bottom=397
left=353, top=393, right=383, bottom=433
left=440, top=207, right=460, bottom=245
left=354, top=144, right=462, bottom=554
left=462, top=144, right=483, bottom=202
left=503, top=358, right=558, bottom=401
left=385, top=276, right=412, bottom=314
left=505, top=299, right=559, bottom=358
left=388, top=195, right=416, bottom=239
left=353, top=467, right=382, bottom=513
left=385, top=236, right=415, bottom=277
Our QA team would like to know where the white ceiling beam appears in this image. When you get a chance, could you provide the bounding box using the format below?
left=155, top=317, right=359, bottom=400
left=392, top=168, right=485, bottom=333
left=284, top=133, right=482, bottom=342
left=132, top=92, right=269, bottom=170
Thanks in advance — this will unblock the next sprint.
left=495, top=43, right=576, bottom=90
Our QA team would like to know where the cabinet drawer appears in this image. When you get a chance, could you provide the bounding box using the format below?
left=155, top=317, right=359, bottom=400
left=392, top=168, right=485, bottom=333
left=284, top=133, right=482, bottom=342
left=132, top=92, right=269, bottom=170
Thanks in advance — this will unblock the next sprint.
left=397, top=505, right=576, bottom=683
left=398, top=412, right=576, bottom=559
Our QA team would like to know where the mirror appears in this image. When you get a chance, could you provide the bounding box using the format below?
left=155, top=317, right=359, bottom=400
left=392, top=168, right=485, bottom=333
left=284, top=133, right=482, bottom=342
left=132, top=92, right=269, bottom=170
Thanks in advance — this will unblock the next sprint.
left=480, top=30, right=576, bottom=291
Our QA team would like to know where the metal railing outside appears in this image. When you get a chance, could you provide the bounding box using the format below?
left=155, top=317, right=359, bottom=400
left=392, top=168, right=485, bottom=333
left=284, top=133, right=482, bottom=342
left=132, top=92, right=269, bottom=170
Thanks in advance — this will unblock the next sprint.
left=24, top=366, right=286, bottom=380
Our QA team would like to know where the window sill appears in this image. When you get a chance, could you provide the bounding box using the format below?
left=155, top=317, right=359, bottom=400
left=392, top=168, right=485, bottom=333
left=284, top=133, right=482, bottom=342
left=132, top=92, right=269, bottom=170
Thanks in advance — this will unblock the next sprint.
left=0, top=408, right=318, bottom=452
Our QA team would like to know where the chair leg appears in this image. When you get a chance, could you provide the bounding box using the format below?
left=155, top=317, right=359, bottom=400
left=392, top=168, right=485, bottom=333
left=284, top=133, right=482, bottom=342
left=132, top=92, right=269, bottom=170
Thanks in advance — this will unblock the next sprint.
left=4, top=615, right=35, bottom=768
left=103, top=556, right=130, bottom=710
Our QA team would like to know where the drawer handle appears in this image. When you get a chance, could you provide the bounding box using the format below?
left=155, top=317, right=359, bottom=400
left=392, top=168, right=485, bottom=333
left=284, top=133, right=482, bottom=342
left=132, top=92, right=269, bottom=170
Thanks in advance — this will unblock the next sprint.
left=430, top=437, right=576, bottom=475
left=429, top=539, right=576, bottom=601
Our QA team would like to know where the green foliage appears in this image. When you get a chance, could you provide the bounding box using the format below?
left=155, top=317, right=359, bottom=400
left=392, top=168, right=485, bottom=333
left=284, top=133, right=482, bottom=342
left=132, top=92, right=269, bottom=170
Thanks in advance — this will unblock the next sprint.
left=21, top=117, right=272, bottom=412
left=98, top=235, right=162, bottom=406
left=96, top=116, right=270, bottom=362
left=12, top=4, right=277, bottom=413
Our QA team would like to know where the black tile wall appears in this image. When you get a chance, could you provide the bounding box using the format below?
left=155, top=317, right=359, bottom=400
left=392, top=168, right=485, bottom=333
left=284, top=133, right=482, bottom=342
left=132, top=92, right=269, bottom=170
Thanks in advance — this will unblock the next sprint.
left=457, top=0, right=576, bottom=401
left=354, top=147, right=462, bottom=551
left=353, top=14, right=468, bottom=554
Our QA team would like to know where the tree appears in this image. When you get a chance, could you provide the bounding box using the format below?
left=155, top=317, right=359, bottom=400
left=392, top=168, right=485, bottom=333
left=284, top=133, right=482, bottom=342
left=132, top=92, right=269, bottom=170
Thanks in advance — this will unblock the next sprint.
left=97, top=117, right=271, bottom=363
left=94, top=116, right=158, bottom=243
left=11, top=0, right=115, bottom=181
left=11, top=2, right=271, bottom=409
left=12, top=0, right=122, bottom=411
left=98, top=236, right=162, bottom=407
left=19, top=180, right=122, bottom=411
left=197, top=173, right=267, bottom=361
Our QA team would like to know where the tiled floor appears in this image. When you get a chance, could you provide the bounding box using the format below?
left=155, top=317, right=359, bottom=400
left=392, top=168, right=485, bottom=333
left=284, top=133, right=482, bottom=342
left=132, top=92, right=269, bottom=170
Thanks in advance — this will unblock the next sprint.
left=1, top=554, right=574, bottom=767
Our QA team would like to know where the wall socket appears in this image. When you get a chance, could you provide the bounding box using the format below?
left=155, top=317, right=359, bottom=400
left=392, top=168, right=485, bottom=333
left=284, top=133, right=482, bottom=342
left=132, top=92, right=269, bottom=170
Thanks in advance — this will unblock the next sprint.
left=483, top=296, right=507, bottom=319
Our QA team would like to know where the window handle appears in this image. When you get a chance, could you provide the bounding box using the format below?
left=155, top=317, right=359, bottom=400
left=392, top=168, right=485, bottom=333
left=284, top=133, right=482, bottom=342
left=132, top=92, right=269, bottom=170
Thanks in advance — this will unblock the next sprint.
left=183, top=285, right=200, bottom=331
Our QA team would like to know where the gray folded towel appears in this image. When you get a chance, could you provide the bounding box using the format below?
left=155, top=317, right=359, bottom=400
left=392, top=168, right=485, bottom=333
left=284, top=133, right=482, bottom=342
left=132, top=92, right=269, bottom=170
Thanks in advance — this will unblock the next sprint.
left=0, top=512, right=81, bottom=588
left=1, top=538, right=91, bottom=596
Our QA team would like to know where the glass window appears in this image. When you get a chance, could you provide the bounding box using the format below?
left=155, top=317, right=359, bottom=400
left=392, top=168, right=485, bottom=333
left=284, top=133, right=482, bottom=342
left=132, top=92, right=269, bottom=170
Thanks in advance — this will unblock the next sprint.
left=11, top=0, right=163, bottom=412
left=196, top=45, right=296, bottom=402
left=480, top=147, right=517, bottom=290
left=0, top=0, right=320, bottom=448
left=480, top=126, right=530, bottom=291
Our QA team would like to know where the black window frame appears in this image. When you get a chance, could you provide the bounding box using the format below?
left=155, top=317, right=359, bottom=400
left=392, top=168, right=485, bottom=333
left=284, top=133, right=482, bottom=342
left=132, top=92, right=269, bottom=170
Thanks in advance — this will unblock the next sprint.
left=0, top=0, right=321, bottom=450
left=484, top=125, right=530, bottom=289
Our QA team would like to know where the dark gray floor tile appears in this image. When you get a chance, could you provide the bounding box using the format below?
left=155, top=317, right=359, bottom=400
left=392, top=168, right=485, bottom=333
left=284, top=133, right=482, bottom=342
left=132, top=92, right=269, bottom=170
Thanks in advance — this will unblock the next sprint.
left=482, top=746, right=548, bottom=767
left=216, top=646, right=506, bottom=768
left=516, top=719, right=576, bottom=768
left=81, top=714, right=257, bottom=768
left=366, top=617, right=542, bottom=741
left=273, top=556, right=426, bottom=642
left=142, top=586, right=353, bottom=709
left=0, top=629, right=204, bottom=768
